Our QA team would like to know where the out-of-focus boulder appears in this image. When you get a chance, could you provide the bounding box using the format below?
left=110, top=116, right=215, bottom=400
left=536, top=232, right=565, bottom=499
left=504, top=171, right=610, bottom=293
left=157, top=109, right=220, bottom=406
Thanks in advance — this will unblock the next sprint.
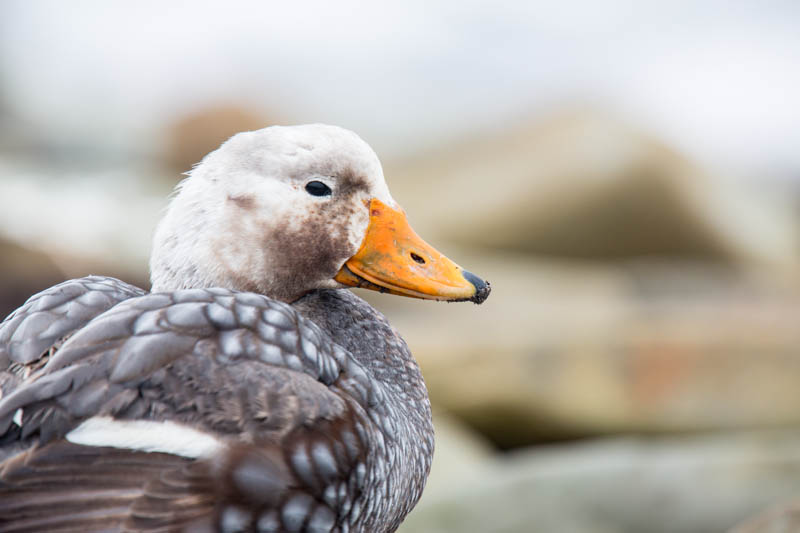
left=362, top=253, right=800, bottom=448
left=0, top=238, right=66, bottom=319
left=162, top=105, right=276, bottom=174
left=399, top=429, right=800, bottom=533
left=416, top=413, right=494, bottom=501
left=387, top=108, right=799, bottom=268
left=731, top=498, right=800, bottom=533
left=375, top=110, right=800, bottom=447
left=0, top=164, right=162, bottom=288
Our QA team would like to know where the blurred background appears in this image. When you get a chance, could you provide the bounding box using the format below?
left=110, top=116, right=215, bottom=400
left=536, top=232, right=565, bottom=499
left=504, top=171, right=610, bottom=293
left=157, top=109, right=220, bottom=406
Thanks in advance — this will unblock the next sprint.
left=1, top=1, right=800, bottom=531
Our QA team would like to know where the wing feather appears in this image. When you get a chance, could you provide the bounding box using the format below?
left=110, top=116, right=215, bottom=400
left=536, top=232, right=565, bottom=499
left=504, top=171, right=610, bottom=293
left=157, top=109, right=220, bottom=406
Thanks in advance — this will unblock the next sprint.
left=0, top=276, right=145, bottom=399
left=0, top=287, right=378, bottom=532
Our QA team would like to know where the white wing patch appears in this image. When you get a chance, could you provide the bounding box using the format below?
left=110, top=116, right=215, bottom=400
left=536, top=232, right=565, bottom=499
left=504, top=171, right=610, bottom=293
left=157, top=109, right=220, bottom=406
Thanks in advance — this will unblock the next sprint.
left=66, top=416, right=225, bottom=459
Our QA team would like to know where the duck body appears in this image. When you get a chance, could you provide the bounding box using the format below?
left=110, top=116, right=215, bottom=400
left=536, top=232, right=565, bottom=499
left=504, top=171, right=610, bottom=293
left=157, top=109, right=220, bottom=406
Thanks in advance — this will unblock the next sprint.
left=0, top=125, right=487, bottom=532
left=0, top=279, right=432, bottom=532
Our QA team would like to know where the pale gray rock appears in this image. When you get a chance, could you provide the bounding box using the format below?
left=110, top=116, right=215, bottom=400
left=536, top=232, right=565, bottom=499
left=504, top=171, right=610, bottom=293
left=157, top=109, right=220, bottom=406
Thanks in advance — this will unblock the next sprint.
left=400, top=425, right=800, bottom=533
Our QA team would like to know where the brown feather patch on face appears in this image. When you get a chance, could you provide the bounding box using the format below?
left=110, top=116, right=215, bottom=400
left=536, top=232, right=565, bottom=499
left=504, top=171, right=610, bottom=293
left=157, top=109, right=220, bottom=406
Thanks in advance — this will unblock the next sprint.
left=335, top=166, right=370, bottom=197
left=264, top=167, right=370, bottom=302
left=227, top=194, right=256, bottom=210
left=267, top=208, right=355, bottom=302
left=206, top=161, right=375, bottom=302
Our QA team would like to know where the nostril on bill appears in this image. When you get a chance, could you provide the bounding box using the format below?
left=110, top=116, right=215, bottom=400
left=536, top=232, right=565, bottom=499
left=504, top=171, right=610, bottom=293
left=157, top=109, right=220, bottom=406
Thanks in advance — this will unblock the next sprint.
left=410, top=252, right=426, bottom=265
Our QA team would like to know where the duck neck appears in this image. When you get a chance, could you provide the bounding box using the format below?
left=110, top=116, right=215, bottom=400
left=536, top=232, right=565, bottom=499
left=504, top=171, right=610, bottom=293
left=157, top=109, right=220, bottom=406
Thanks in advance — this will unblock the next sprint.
left=292, top=290, right=429, bottom=396
left=292, top=289, right=434, bottom=529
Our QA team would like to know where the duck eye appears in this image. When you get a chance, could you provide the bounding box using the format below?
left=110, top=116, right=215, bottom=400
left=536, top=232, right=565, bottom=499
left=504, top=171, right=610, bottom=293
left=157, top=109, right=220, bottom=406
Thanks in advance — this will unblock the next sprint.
left=305, top=180, right=332, bottom=197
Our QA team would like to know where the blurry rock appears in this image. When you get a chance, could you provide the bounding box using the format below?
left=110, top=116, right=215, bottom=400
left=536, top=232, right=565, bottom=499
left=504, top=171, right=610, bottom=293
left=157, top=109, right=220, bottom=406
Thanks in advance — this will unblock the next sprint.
left=362, top=253, right=800, bottom=448
left=388, top=108, right=799, bottom=268
left=0, top=238, right=66, bottom=319
left=399, top=429, right=800, bottom=533
left=731, top=499, right=800, bottom=533
left=0, top=167, right=163, bottom=287
left=420, top=413, right=495, bottom=500
left=376, top=109, right=800, bottom=447
left=163, top=104, right=276, bottom=174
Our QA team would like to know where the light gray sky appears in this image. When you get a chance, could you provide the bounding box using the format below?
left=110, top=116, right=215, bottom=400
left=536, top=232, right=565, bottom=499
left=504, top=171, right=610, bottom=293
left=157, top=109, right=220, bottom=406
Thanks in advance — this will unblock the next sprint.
left=1, top=0, right=799, bottom=175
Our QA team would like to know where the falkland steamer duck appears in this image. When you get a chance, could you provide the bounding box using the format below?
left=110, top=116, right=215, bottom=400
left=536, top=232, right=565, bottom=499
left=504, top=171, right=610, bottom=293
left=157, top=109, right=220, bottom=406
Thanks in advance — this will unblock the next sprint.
left=0, top=124, right=490, bottom=533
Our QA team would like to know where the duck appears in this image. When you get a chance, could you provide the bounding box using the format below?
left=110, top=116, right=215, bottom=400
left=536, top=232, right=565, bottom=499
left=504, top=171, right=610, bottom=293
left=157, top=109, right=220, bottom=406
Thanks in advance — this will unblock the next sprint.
left=0, top=124, right=490, bottom=533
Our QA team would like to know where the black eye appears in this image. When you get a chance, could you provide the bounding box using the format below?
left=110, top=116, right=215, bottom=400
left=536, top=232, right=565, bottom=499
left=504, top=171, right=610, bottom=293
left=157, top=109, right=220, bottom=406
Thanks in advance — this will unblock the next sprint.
left=305, top=180, right=332, bottom=197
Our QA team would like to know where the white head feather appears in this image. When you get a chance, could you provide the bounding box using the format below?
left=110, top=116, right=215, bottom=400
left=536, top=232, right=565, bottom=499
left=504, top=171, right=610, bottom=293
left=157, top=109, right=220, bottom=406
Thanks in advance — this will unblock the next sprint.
left=150, top=124, right=396, bottom=302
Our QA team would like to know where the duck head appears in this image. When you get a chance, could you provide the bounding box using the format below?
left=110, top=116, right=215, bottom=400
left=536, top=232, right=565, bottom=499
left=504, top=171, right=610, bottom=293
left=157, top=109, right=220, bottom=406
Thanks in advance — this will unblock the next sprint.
left=150, top=124, right=490, bottom=304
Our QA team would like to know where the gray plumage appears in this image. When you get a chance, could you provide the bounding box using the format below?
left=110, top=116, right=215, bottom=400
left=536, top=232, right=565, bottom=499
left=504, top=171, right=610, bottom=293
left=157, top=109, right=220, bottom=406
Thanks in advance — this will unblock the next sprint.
left=0, top=276, right=145, bottom=387
left=0, top=279, right=433, bottom=532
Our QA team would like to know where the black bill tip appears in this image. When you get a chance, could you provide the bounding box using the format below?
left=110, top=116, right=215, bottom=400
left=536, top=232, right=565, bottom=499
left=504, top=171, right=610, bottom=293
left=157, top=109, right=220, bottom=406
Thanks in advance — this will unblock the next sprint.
left=462, top=270, right=491, bottom=305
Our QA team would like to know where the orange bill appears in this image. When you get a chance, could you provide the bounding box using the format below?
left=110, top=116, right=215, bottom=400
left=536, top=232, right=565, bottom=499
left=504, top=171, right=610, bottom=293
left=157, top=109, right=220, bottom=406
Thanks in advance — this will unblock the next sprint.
left=335, top=198, right=490, bottom=303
